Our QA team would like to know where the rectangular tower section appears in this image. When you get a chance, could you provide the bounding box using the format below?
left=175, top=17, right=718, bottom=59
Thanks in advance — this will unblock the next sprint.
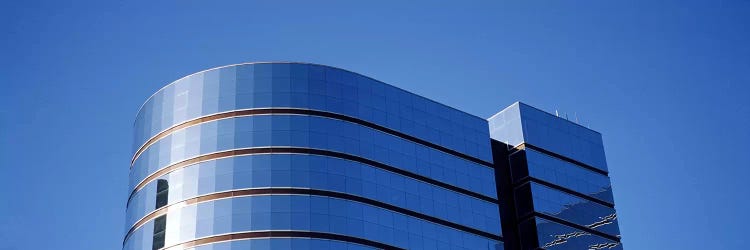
left=488, top=102, right=622, bottom=250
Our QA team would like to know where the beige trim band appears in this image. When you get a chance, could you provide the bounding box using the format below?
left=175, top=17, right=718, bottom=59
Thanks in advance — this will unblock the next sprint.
left=131, top=108, right=493, bottom=167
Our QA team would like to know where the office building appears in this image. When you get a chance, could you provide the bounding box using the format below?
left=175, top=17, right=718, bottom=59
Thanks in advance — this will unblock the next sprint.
left=124, top=62, right=620, bottom=250
left=489, top=103, right=622, bottom=250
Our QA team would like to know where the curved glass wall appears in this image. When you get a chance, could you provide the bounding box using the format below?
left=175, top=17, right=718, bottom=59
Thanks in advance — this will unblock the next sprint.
left=187, top=238, right=379, bottom=250
left=124, top=195, right=502, bottom=250
left=126, top=63, right=503, bottom=250
left=126, top=154, right=501, bottom=236
left=130, top=115, right=496, bottom=198
left=133, top=63, right=491, bottom=163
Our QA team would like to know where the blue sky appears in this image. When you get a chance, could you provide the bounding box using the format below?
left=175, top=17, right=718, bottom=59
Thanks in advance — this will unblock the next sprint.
left=1, top=1, right=748, bottom=249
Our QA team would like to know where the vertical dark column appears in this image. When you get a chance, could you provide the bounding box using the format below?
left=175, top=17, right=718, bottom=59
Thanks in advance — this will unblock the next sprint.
left=155, top=179, right=169, bottom=209
left=505, top=149, right=539, bottom=250
left=152, top=216, right=167, bottom=250
left=152, top=179, right=168, bottom=250
left=491, top=140, right=520, bottom=250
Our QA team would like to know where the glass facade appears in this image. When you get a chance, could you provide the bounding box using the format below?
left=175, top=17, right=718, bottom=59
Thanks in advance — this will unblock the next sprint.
left=127, top=63, right=503, bottom=250
left=126, top=63, right=621, bottom=250
left=489, top=102, right=621, bottom=250
left=489, top=103, right=608, bottom=172
left=516, top=149, right=614, bottom=204
left=525, top=218, right=622, bottom=250
left=515, top=183, right=620, bottom=236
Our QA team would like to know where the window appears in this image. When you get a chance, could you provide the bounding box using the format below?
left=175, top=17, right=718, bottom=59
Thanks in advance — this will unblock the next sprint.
left=155, top=179, right=168, bottom=209
left=153, top=179, right=168, bottom=250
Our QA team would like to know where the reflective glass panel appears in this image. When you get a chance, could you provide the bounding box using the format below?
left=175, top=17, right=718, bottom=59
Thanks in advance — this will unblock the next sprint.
left=130, top=115, right=497, bottom=198
left=488, top=102, right=608, bottom=171
left=521, top=149, right=614, bottom=203
left=123, top=195, right=502, bottom=250
left=533, top=218, right=622, bottom=250
left=525, top=182, right=620, bottom=236
left=126, top=154, right=501, bottom=235
left=133, top=63, right=492, bottom=162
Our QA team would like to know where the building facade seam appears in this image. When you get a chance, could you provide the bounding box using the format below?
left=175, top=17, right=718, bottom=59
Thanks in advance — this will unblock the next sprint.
left=125, top=188, right=503, bottom=244
left=513, top=177, right=615, bottom=208
left=131, top=108, right=493, bottom=167
left=514, top=143, right=609, bottom=176
left=128, top=147, right=499, bottom=207
left=518, top=212, right=621, bottom=242
left=159, top=230, right=405, bottom=250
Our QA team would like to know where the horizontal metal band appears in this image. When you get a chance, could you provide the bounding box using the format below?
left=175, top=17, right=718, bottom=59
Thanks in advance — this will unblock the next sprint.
left=125, top=188, right=502, bottom=246
left=514, top=143, right=609, bottom=176
left=128, top=147, right=498, bottom=207
left=518, top=212, right=621, bottom=242
left=514, top=176, right=615, bottom=208
left=160, top=230, right=405, bottom=250
left=131, top=108, right=492, bottom=167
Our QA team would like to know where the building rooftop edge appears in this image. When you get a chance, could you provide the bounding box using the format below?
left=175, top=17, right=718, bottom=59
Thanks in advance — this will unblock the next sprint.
left=135, top=61, right=488, bottom=123
left=487, top=101, right=602, bottom=135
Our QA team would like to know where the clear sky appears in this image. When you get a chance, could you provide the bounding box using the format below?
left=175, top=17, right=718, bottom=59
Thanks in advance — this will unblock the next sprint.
left=1, top=1, right=748, bottom=249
